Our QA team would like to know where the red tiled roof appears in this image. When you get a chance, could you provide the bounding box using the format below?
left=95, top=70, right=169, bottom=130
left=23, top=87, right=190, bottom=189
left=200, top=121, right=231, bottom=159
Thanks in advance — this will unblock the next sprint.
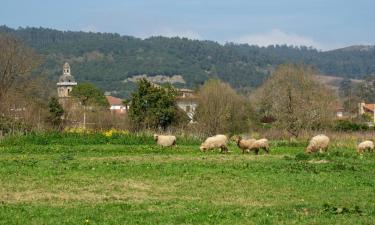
left=364, top=104, right=375, bottom=112
left=106, top=96, right=123, bottom=106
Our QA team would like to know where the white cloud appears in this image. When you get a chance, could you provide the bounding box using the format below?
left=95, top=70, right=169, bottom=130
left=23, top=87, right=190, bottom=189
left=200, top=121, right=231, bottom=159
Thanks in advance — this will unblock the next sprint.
left=234, top=29, right=323, bottom=49
left=146, top=27, right=202, bottom=40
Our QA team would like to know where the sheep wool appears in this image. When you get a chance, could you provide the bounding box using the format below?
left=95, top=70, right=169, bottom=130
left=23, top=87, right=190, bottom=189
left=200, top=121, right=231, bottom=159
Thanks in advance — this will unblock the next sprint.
left=305, top=134, right=330, bottom=153
left=357, top=140, right=374, bottom=154
left=154, top=134, right=176, bottom=147
left=200, top=134, right=228, bottom=153
left=234, top=136, right=256, bottom=153
left=249, top=138, right=270, bottom=154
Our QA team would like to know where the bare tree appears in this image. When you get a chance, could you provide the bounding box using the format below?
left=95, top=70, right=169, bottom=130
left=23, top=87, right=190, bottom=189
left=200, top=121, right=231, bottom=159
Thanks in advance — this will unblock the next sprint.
left=0, top=34, right=40, bottom=103
left=253, top=64, right=336, bottom=137
left=195, top=79, right=252, bottom=135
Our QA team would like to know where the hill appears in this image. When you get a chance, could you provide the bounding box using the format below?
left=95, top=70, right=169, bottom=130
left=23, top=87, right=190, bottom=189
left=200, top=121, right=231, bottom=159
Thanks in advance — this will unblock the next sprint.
left=1, top=26, right=374, bottom=98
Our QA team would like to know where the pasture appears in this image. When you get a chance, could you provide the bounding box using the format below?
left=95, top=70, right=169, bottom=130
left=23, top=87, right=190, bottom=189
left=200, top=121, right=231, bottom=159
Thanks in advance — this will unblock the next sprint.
left=0, top=133, right=375, bottom=224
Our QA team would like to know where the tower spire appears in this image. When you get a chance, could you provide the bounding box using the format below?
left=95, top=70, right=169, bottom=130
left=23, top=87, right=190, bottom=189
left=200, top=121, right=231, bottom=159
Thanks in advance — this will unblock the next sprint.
left=57, top=62, right=77, bottom=98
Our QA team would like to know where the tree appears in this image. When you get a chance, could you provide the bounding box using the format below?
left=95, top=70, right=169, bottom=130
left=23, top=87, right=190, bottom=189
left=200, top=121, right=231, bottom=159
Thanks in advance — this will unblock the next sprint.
left=195, top=79, right=253, bottom=135
left=70, top=83, right=108, bottom=128
left=253, top=64, right=336, bottom=137
left=128, top=79, right=180, bottom=130
left=0, top=34, right=40, bottom=103
left=357, top=76, right=375, bottom=103
left=48, top=97, right=64, bottom=129
left=70, top=83, right=108, bottom=107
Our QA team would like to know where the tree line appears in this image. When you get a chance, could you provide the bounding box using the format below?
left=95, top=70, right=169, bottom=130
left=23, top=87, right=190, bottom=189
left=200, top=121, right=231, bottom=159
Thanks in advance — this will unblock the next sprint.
left=1, top=25, right=374, bottom=98
left=1, top=31, right=373, bottom=137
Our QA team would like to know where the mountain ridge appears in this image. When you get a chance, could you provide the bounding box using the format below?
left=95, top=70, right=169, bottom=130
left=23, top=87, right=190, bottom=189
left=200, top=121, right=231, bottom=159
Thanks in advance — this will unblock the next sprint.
left=1, top=25, right=374, bottom=98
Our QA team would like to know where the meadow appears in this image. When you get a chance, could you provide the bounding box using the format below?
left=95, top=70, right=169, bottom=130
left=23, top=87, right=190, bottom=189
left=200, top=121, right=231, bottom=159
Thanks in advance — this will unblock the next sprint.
left=0, top=133, right=375, bottom=224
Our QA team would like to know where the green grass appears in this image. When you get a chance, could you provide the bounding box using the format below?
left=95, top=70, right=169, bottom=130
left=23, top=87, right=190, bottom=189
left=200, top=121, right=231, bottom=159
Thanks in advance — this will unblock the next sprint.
left=1, top=137, right=375, bottom=224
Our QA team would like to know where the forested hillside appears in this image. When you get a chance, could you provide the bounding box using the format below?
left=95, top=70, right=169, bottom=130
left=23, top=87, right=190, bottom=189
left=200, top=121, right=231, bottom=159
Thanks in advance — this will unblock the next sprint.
left=1, top=25, right=374, bottom=98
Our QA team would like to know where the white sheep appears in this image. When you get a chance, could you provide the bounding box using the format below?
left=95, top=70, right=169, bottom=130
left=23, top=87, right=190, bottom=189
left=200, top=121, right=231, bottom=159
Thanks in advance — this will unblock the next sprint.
left=248, top=138, right=270, bottom=154
left=233, top=136, right=256, bottom=154
left=357, top=140, right=374, bottom=154
left=153, top=134, right=176, bottom=147
left=305, top=134, right=330, bottom=153
left=200, top=134, right=228, bottom=153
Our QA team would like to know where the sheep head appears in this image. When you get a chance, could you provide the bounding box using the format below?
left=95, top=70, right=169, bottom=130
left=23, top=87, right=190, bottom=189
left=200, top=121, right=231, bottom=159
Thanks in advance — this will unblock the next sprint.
left=153, top=134, right=159, bottom=142
left=199, top=145, right=206, bottom=151
left=305, top=145, right=312, bottom=153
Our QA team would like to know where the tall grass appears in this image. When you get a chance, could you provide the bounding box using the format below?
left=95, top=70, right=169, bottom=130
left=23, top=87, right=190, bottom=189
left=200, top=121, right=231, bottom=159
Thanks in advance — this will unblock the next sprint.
left=0, top=131, right=202, bottom=146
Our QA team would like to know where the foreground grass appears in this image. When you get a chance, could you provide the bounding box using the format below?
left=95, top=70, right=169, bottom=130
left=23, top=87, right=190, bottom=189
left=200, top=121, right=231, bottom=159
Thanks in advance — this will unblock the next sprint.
left=1, top=142, right=375, bottom=224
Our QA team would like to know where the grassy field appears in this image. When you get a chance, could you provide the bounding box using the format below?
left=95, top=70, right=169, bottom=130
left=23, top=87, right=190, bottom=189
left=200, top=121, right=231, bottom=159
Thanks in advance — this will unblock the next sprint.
left=1, top=134, right=375, bottom=224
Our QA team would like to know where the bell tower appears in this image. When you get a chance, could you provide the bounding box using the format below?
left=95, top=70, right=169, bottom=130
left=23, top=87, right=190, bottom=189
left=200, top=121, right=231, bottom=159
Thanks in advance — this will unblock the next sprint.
left=57, top=62, right=77, bottom=98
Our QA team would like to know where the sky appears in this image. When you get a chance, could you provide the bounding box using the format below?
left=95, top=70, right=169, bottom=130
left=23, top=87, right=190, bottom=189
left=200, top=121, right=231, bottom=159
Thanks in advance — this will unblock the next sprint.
left=1, top=0, right=374, bottom=50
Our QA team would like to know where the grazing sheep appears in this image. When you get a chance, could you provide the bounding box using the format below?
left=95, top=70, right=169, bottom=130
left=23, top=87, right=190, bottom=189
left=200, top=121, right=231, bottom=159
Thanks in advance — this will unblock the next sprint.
left=153, top=134, right=176, bottom=147
left=200, top=134, right=228, bottom=153
left=357, top=140, right=374, bottom=154
left=233, top=136, right=256, bottom=154
left=305, top=134, right=330, bottom=153
left=248, top=138, right=270, bottom=154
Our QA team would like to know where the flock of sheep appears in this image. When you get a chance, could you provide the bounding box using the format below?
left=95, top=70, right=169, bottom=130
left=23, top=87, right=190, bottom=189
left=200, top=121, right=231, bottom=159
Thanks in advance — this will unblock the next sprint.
left=153, top=134, right=374, bottom=154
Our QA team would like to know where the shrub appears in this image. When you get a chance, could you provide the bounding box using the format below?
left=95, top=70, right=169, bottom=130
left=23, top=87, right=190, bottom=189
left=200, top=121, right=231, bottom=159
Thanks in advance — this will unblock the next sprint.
left=334, top=120, right=369, bottom=131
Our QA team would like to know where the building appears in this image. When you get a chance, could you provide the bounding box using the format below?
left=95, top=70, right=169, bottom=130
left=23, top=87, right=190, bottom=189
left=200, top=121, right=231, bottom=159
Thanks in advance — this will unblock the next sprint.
left=359, top=102, right=375, bottom=122
left=106, top=95, right=128, bottom=114
left=176, top=88, right=198, bottom=122
left=57, top=62, right=77, bottom=99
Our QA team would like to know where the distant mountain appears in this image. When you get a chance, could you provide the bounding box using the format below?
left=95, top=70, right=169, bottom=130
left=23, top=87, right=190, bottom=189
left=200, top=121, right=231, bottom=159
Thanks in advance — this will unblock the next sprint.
left=1, top=25, right=374, bottom=98
left=334, top=45, right=375, bottom=52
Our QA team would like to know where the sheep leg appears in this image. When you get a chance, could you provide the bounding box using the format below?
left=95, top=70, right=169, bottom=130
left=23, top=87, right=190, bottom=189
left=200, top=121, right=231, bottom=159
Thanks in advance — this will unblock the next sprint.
left=172, top=140, right=176, bottom=146
left=264, top=147, right=270, bottom=154
left=220, top=145, right=228, bottom=154
left=255, top=149, right=259, bottom=155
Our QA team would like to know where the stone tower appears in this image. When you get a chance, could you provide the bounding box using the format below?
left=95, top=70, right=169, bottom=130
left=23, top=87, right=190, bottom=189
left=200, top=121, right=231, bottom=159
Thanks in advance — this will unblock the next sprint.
left=57, top=62, right=77, bottom=98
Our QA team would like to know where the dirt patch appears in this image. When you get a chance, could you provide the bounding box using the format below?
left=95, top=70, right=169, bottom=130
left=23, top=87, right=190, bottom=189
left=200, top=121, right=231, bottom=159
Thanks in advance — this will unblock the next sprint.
left=308, top=159, right=329, bottom=164
left=0, top=179, right=172, bottom=204
left=83, top=154, right=281, bottom=164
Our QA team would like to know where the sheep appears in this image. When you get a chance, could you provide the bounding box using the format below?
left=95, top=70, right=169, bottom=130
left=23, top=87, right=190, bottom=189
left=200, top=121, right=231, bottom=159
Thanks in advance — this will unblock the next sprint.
left=248, top=138, right=270, bottom=154
left=153, top=134, right=176, bottom=147
left=357, top=140, right=374, bottom=154
left=305, top=134, right=330, bottom=153
left=233, top=136, right=256, bottom=154
left=200, top=134, right=228, bottom=153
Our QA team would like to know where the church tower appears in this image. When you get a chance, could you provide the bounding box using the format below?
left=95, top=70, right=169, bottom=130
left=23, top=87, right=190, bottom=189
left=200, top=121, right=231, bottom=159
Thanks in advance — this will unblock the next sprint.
left=57, top=62, right=77, bottom=98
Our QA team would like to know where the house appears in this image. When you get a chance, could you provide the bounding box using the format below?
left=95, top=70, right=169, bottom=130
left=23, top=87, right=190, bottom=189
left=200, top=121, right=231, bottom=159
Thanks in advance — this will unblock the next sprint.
left=358, top=102, right=375, bottom=122
left=335, top=107, right=344, bottom=118
left=106, top=95, right=128, bottom=114
left=176, top=88, right=198, bottom=122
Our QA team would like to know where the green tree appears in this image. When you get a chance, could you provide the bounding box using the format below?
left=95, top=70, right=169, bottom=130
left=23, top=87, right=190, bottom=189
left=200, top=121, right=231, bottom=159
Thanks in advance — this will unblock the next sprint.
left=70, top=83, right=108, bottom=107
left=129, top=79, right=179, bottom=130
left=339, top=78, right=352, bottom=98
left=48, top=97, right=64, bottom=129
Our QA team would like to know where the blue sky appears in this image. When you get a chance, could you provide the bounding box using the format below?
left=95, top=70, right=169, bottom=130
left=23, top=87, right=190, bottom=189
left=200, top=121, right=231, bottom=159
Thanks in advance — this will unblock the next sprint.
left=1, top=0, right=374, bottom=50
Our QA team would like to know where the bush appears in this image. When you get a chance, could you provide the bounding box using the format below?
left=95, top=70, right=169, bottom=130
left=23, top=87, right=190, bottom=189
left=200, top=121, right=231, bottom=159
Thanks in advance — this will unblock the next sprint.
left=0, top=116, right=32, bottom=135
left=334, top=120, right=369, bottom=131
